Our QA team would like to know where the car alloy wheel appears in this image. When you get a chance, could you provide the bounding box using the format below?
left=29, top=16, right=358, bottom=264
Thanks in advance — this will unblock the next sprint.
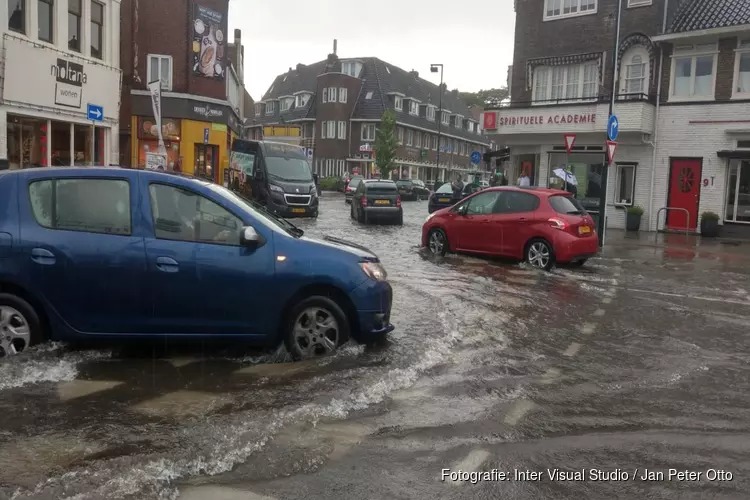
left=0, top=305, right=31, bottom=357
left=428, top=229, right=447, bottom=256
left=292, top=307, right=340, bottom=358
left=527, top=241, right=552, bottom=270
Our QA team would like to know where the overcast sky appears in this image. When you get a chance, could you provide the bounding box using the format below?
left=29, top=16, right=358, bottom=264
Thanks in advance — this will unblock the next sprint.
left=227, top=0, right=516, bottom=101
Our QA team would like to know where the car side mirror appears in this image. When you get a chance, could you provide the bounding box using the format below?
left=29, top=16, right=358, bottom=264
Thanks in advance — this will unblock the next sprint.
left=457, top=205, right=467, bottom=216
left=240, top=226, right=264, bottom=247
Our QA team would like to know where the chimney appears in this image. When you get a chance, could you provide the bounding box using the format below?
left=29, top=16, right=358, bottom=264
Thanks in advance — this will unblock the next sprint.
left=289, top=67, right=293, bottom=73
left=409, top=69, right=419, bottom=79
left=333, top=39, right=337, bottom=55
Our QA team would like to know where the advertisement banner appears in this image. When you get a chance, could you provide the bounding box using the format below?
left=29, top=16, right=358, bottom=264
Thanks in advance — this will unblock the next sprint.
left=145, top=152, right=167, bottom=171
left=138, top=117, right=181, bottom=141
left=147, top=80, right=167, bottom=156
left=192, top=3, right=227, bottom=80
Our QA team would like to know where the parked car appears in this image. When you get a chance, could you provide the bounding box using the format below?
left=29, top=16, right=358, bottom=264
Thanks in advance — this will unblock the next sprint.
left=396, top=179, right=430, bottom=201
left=427, top=182, right=481, bottom=213
left=421, top=186, right=598, bottom=270
left=0, top=167, right=394, bottom=358
left=350, top=179, right=403, bottom=225
left=345, top=176, right=364, bottom=204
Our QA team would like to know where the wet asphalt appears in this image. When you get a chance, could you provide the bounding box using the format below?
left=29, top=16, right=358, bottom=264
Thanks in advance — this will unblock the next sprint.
left=1, top=192, right=750, bottom=500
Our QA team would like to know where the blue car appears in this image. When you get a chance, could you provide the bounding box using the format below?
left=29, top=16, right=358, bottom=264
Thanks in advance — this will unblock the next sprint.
left=0, top=167, right=394, bottom=359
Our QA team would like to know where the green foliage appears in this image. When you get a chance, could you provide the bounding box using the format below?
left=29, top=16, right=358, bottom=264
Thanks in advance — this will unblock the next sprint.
left=701, top=211, right=720, bottom=221
left=319, top=176, right=340, bottom=191
left=458, top=88, right=510, bottom=107
left=627, top=205, right=644, bottom=216
left=374, top=109, right=399, bottom=179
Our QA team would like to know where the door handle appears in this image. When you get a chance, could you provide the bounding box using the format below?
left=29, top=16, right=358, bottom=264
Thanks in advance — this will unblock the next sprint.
left=480, top=219, right=491, bottom=224
left=155, top=256, right=179, bottom=273
left=30, top=248, right=56, bottom=265
left=518, top=217, right=528, bottom=221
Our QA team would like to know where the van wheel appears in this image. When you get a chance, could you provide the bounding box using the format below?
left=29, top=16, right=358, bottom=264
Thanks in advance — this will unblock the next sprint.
left=284, top=296, right=350, bottom=361
left=526, top=239, right=555, bottom=271
left=428, top=228, right=448, bottom=256
left=0, top=293, right=43, bottom=357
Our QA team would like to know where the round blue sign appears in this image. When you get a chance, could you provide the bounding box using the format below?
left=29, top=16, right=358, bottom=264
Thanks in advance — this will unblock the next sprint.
left=471, top=151, right=482, bottom=164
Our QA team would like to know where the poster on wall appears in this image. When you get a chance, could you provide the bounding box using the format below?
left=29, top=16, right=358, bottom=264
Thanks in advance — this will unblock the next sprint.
left=145, top=153, right=167, bottom=171
left=139, top=117, right=181, bottom=141
left=192, top=3, right=227, bottom=80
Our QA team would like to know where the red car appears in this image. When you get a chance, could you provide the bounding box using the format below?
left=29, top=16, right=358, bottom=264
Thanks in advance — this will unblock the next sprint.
left=421, top=186, right=598, bottom=270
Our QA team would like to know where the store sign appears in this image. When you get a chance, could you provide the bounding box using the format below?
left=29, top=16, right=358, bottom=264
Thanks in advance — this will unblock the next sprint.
left=2, top=36, right=121, bottom=118
left=483, top=106, right=603, bottom=134
left=191, top=103, right=224, bottom=120
left=498, top=113, right=597, bottom=127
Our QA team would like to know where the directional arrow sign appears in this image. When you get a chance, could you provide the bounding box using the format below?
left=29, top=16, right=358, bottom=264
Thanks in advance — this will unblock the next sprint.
left=608, top=114, right=619, bottom=141
left=87, top=104, right=103, bottom=122
left=564, top=134, right=576, bottom=154
left=606, top=140, right=618, bottom=166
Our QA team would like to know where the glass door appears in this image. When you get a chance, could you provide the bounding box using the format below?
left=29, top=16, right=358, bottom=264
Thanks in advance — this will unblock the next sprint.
left=725, top=160, right=750, bottom=223
left=194, top=144, right=217, bottom=182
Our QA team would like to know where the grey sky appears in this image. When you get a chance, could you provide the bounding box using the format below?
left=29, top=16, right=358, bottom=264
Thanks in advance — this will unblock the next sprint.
left=227, top=0, right=516, bottom=101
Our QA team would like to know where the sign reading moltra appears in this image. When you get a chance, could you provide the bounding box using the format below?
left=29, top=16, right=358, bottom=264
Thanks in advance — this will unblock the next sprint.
left=51, top=58, right=87, bottom=108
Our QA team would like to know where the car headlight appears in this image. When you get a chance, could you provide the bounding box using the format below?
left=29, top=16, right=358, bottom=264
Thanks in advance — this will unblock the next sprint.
left=310, top=186, right=318, bottom=196
left=269, top=184, right=284, bottom=193
left=360, top=262, right=387, bottom=281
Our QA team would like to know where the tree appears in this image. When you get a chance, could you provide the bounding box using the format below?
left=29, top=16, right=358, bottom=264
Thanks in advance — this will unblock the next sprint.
left=459, top=87, right=510, bottom=107
left=374, top=109, right=399, bottom=179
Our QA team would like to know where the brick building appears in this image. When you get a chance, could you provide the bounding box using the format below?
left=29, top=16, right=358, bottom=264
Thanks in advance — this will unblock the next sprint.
left=119, top=0, right=246, bottom=183
left=248, top=48, right=491, bottom=184
left=483, top=0, right=750, bottom=236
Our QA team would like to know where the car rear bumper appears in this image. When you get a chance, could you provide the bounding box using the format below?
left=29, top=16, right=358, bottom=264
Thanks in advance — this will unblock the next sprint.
left=350, top=279, right=395, bottom=341
left=364, top=206, right=401, bottom=216
left=555, top=234, right=599, bottom=262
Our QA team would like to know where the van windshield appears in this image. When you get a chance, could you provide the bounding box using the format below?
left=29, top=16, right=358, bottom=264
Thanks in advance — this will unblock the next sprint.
left=265, top=156, right=313, bottom=182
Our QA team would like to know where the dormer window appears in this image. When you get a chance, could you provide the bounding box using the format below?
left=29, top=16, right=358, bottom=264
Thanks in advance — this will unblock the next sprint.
left=341, top=61, right=363, bottom=78
left=454, top=115, right=463, bottom=128
left=295, top=92, right=311, bottom=107
left=426, top=105, right=436, bottom=121
left=255, top=103, right=262, bottom=116
left=467, top=121, right=475, bottom=133
left=266, top=101, right=276, bottom=115
left=280, top=96, right=294, bottom=112
left=441, top=112, right=450, bottom=125
left=409, top=100, right=419, bottom=115
left=394, top=96, right=403, bottom=111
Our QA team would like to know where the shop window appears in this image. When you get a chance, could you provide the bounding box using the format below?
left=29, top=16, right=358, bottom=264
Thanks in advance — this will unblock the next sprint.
left=90, top=1, right=104, bottom=60
left=548, top=152, right=605, bottom=213
left=50, top=121, right=71, bottom=166
left=194, top=144, right=217, bottom=181
left=8, top=0, right=26, bottom=35
left=614, top=163, right=636, bottom=206
left=68, top=0, right=81, bottom=51
left=73, top=124, right=93, bottom=166
left=137, top=117, right=181, bottom=169
left=148, top=184, right=242, bottom=245
left=725, top=160, right=750, bottom=223
left=29, top=179, right=132, bottom=235
left=147, top=55, right=173, bottom=90
left=38, top=0, right=53, bottom=43
left=6, top=115, right=48, bottom=169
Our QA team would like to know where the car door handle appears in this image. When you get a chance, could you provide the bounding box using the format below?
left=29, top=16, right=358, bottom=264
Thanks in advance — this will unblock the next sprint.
left=30, top=248, right=56, bottom=265
left=480, top=219, right=491, bottom=224
left=518, top=217, right=528, bottom=222
left=155, top=256, right=179, bottom=273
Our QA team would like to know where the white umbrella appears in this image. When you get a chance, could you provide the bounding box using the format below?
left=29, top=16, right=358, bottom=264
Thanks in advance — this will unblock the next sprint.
left=553, top=168, right=578, bottom=186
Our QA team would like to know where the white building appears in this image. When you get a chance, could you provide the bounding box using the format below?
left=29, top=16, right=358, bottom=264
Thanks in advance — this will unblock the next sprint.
left=1, top=0, right=122, bottom=169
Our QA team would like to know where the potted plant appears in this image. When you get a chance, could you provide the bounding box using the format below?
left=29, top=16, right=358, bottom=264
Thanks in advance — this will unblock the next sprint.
left=700, top=211, right=720, bottom=237
left=626, top=205, right=644, bottom=231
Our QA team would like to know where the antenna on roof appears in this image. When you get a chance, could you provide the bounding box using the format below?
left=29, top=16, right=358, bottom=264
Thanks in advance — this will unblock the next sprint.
left=333, top=39, right=337, bottom=55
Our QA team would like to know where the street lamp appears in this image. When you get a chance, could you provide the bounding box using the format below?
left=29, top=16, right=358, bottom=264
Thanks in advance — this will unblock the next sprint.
left=430, top=63, right=444, bottom=182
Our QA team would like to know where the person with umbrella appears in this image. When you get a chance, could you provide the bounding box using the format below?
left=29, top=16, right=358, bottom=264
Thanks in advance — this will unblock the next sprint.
left=553, top=167, right=578, bottom=195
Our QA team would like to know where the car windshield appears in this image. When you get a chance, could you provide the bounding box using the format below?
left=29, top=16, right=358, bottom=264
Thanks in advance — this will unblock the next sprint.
left=204, top=183, right=304, bottom=237
left=549, top=195, right=588, bottom=215
left=436, top=183, right=454, bottom=194
left=265, top=156, right=313, bottom=182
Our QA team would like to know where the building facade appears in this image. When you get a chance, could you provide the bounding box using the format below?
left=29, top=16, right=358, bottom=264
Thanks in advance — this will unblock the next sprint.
left=484, top=0, right=750, bottom=236
left=1, top=0, right=122, bottom=169
left=119, top=0, right=244, bottom=183
left=248, top=50, right=491, bottom=184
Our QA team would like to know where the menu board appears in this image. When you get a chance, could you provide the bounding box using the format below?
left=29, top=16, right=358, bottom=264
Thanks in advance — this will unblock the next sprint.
left=192, top=3, right=227, bottom=80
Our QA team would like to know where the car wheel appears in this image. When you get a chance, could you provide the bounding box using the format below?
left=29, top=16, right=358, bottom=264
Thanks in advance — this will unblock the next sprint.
left=526, top=239, right=555, bottom=271
left=396, top=212, right=404, bottom=226
left=428, top=228, right=448, bottom=256
left=284, top=296, right=350, bottom=361
left=0, top=293, right=43, bottom=357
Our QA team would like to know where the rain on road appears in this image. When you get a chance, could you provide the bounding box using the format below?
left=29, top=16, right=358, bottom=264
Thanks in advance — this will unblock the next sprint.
left=1, top=192, right=749, bottom=500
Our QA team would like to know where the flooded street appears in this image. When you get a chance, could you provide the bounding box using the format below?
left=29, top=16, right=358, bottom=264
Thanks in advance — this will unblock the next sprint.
left=2, top=193, right=750, bottom=500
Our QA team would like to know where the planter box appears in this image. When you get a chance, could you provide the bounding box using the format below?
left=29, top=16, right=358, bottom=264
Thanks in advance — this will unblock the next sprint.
left=626, top=212, right=641, bottom=231
left=700, top=219, right=720, bottom=237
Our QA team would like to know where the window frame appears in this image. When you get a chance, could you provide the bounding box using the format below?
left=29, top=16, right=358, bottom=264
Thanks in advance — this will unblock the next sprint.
left=29, top=177, right=133, bottom=236
left=337, top=120, right=347, bottom=140
left=254, top=103, right=262, bottom=116
left=38, top=0, right=54, bottom=43
left=280, top=97, right=293, bottom=112
left=533, top=62, right=599, bottom=104
left=669, top=44, right=718, bottom=102
left=90, top=0, right=104, bottom=60
left=543, top=0, right=597, bottom=21
left=341, top=61, right=361, bottom=77
left=613, top=162, right=637, bottom=207
left=620, top=46, right=649, bottom=97
left=147, top=54, right=173, bottom=91
left=409, top=100, right=419, bottom=116
left=396, top=127, right=404, bottom=145
left=147, top=182, right=245, bottom=247
left=426, top=105, right=436, bottom=121
left=627, top=0, right=651, bottom=6
left=394, top=95, right=403, bottom=111
left=8, top=0, right=27, bottom=35
left=361, top=123, right=376, bottom=142
left=339, top=87, right=348, bottom=103
left=265, top=101, right=276, bottom=115
left=406, top=129, right=413, bottom=146
left=733, top=39, right=750, bottom=99
left=68, top=0, right=81, bottom=51
left=327, top=87, right=338, bottom=102
left=441, top=111, right=450, bottom=125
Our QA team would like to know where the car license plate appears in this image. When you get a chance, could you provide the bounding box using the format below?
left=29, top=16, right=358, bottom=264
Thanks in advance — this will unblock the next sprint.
left=374, top=199, right=390, bottom=205
left=438, top=197, right=450, bottom=203
left=579, top=225, right=591, bottom=234
left=291, top=208, right=306, bottom=213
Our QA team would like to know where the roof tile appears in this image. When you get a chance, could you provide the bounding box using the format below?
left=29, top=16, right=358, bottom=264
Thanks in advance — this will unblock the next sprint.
left=668, top=0, right=750, bottom=33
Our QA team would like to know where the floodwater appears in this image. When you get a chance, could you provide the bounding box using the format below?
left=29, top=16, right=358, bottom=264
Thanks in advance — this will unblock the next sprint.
left=1, top=193, right=749, bottom=500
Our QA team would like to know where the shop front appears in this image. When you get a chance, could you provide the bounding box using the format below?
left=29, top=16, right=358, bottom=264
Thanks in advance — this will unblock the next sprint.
left=128, top=93, right=241, bottom=183
left=1, top=35, right=121, bottom=169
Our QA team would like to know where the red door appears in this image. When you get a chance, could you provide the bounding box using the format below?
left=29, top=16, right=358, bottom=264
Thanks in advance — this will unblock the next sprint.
left=666, top=159, right=702, bottom=230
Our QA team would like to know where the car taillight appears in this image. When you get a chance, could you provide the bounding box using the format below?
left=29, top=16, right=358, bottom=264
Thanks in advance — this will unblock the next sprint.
left=360, top=197, right=368, bottom=208
left=549, top=218, right=569, bottom=231
left=396, top=196, right=402, bottom=208
left=346, top=186, right=352, bottom=192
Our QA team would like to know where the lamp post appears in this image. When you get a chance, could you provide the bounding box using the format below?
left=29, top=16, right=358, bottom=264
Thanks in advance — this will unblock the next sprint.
left=430, top=63, right=444, bottom=182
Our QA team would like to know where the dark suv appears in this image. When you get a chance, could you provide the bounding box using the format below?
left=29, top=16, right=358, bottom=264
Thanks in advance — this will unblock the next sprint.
left=395, top=179, right=430, bottom=201
left=350, top=179, right=403, bottom=225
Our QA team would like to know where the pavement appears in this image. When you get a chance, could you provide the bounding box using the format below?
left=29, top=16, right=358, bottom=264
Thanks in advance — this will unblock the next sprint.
left=1, top=192, right=749, bottom=500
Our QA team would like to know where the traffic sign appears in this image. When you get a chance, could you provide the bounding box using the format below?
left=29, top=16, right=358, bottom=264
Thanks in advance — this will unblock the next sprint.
left=306, top=148, right=313, bottom=160
left=564, top=134, right=576, bottom=154
left=203, top=128, right=209, bottom=144
left=606, top=140, right=618, bottom=165
left=470, top=151, right=482, bottom=164
left=607, top=114, right=619, bottom=141
left=87, top=104, right=103, bottom=122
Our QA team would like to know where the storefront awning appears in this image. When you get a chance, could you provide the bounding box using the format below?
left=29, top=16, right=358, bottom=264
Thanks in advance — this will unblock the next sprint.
left=717, top=150, right=750, bottom=159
